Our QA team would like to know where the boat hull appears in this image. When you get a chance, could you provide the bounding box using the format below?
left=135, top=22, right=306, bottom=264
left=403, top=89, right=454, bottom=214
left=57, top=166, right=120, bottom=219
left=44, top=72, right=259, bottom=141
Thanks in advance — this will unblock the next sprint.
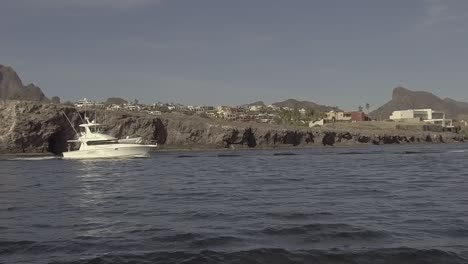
left=62, top=144, right=156, bottom=160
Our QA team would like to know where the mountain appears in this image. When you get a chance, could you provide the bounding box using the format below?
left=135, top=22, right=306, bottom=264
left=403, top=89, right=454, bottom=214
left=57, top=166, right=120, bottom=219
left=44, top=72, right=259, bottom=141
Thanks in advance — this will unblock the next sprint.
left=105, top=97, right=128, bottom=105
left=246, top=101, right=265, bottom=107
left=444, top=98, right=468, bottom=110
left=272, top=98, right=338, bottom=112
left=0, top=64, right=49, bottom=102
left=370, top=87, right=468, bottom=119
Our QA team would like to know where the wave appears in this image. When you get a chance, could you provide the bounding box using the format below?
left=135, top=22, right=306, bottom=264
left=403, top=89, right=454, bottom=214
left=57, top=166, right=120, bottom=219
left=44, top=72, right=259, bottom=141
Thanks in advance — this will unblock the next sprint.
left=257, top=223, right=389, bottom=241
left=151, top=233, right=202, bottom=243
left=335, top=151, right=382, bottom=155
left=189, top=236, right=244, bottom=248
left=449, top=149, right=467, bottom=153
left=265, top=212, right=333, bottom=220
left=273, top=152, right=299, bottom=156
left=400, top=150, right=445, bottom=155
left=1, top=156, right=60, bottom=161
left=176, top=155, right=198, bottom=158
left=0, top=206, right=25, bottom=212
left=217, top=154, right=242, bottom=157
left=0, top=240, right=101, bottom=256
left=47, top=248, right=468, bottom=264
left=0, top=240, right=35, bottom=254
left=127, top=227, right=167, bottom=235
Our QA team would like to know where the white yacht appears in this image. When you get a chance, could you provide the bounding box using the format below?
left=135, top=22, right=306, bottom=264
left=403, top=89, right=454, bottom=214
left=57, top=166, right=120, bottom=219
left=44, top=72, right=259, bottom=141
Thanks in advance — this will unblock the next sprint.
left=62, top=118, right=157, bottom=159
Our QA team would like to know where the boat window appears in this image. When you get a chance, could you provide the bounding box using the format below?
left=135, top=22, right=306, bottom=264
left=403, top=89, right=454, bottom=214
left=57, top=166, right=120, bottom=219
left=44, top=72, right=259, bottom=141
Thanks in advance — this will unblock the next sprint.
left=86, top=140, right=118, bottom=145
left=89, top=126, right=107, bottom=133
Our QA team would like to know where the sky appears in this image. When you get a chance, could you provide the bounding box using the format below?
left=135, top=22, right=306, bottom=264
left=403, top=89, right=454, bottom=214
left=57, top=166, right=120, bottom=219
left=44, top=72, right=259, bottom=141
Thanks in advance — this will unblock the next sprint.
left=1, top=0, right=468, bottom=110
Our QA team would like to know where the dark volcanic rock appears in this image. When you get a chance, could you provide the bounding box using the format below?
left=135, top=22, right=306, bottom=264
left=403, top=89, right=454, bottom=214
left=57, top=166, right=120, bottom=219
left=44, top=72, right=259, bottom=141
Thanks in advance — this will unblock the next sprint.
left=322, top=132, right=336, bottom=146
left=242, top=128, right=257, bottom=148
left=358, top=136, right=371, bottom=143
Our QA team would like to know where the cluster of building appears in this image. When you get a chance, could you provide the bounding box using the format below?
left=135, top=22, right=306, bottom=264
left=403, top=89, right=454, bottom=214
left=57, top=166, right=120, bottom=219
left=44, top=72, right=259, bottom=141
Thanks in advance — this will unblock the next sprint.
left=309, top=108, right=454, bottom=128
left=308, top=110, right=371, bottom=127
left=160, top=104, right=279, bottom=123
left=75, top=99, right=281, bottom=123
left=74, top=98, right=456, bottom=129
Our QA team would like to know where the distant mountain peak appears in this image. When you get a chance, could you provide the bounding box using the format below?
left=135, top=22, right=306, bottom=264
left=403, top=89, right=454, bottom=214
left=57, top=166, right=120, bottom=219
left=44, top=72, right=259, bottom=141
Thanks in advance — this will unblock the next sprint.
left=0, top=64, right=49, bottom=102
left=272, top=98, right=338, bottom=112
left=370, top=87, right=468, bottom=119
left=247, top=101, right=265, bottom=106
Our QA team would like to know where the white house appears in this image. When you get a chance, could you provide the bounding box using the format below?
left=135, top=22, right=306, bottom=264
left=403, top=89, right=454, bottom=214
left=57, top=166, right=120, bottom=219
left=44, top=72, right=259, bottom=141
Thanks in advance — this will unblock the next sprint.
left=249, top=105, right=264, bottom=112
left=389, top=109, right=453, bottom=127
left=324, top=110, right=351, bottom=121
left=267, top=105, right=280, bottom=111
left=124, top=104, right=140, bottom=111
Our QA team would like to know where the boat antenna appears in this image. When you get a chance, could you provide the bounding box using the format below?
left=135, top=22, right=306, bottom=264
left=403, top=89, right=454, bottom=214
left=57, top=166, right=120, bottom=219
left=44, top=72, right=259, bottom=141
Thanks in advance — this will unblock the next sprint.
left=62, top=111, right=81, bottom=141
left=84, top=98, right=87, bottom=124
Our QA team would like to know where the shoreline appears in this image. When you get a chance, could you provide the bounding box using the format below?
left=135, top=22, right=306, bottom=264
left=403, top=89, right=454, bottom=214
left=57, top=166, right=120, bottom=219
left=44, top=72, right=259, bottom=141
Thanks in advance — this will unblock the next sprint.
left=1, top=101, right=466, bottom=154
left=1, top=141, right=466, bottom=156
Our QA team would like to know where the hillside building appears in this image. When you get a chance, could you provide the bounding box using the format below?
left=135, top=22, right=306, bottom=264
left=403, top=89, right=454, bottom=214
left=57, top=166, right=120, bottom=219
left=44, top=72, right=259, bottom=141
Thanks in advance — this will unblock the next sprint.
left=389, top=109, right=453, bottom=127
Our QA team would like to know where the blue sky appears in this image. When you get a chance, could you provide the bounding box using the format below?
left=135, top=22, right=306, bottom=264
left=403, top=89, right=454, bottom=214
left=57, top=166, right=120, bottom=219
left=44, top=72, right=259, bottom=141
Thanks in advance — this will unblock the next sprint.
left=1, top=0, right=468, bottom=110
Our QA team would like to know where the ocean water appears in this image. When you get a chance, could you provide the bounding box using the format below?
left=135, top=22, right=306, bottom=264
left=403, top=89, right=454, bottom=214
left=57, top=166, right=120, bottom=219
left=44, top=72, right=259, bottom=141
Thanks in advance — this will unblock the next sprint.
left=1, top=144, right=468, bottom=264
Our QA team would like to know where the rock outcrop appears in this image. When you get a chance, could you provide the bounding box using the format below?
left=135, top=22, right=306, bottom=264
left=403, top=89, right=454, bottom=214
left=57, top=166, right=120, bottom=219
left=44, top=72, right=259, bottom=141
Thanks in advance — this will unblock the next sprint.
left=0, top=65, right=49, bottom=102
left=371, top=87, right=468, bottom=119
left=0, top=101, right=465, bottom=154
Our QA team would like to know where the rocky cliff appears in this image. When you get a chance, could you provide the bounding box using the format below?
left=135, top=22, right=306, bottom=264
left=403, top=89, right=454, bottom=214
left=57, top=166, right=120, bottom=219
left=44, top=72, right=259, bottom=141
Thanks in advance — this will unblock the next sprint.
left=0, top=65, right=49, bottom=102
left=0, top=100, right=465, bottom=154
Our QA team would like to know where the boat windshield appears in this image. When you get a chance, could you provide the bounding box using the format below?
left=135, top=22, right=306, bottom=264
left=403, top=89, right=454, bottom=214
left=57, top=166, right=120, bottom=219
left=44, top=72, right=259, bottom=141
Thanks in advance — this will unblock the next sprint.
left=81, top=126, right=107, bottom=133
left=86, top=140, right=118, bottom=146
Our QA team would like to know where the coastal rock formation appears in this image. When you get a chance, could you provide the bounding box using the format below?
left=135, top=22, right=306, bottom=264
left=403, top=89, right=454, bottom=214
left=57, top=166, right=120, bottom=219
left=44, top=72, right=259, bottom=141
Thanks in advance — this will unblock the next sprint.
left=0, top=100, right=465, bottom=154
left=371, top=87, right=468, bottom=119
left=0, top=65, right=49, bottom=102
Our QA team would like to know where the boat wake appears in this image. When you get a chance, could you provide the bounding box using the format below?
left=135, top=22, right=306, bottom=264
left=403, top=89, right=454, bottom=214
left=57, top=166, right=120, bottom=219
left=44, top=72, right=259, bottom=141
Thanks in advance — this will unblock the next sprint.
left=2, top=156, right=60, bottom=161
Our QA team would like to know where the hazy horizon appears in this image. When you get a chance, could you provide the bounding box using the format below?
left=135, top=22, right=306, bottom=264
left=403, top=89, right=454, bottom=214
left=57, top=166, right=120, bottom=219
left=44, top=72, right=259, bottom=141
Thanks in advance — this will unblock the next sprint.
left=1, top=0, right=468, bottom=111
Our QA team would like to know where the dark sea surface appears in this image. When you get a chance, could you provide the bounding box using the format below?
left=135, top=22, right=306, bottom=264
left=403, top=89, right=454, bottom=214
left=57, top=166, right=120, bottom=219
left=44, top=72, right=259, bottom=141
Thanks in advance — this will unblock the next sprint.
left=1, top=144, right=468, bottom=264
